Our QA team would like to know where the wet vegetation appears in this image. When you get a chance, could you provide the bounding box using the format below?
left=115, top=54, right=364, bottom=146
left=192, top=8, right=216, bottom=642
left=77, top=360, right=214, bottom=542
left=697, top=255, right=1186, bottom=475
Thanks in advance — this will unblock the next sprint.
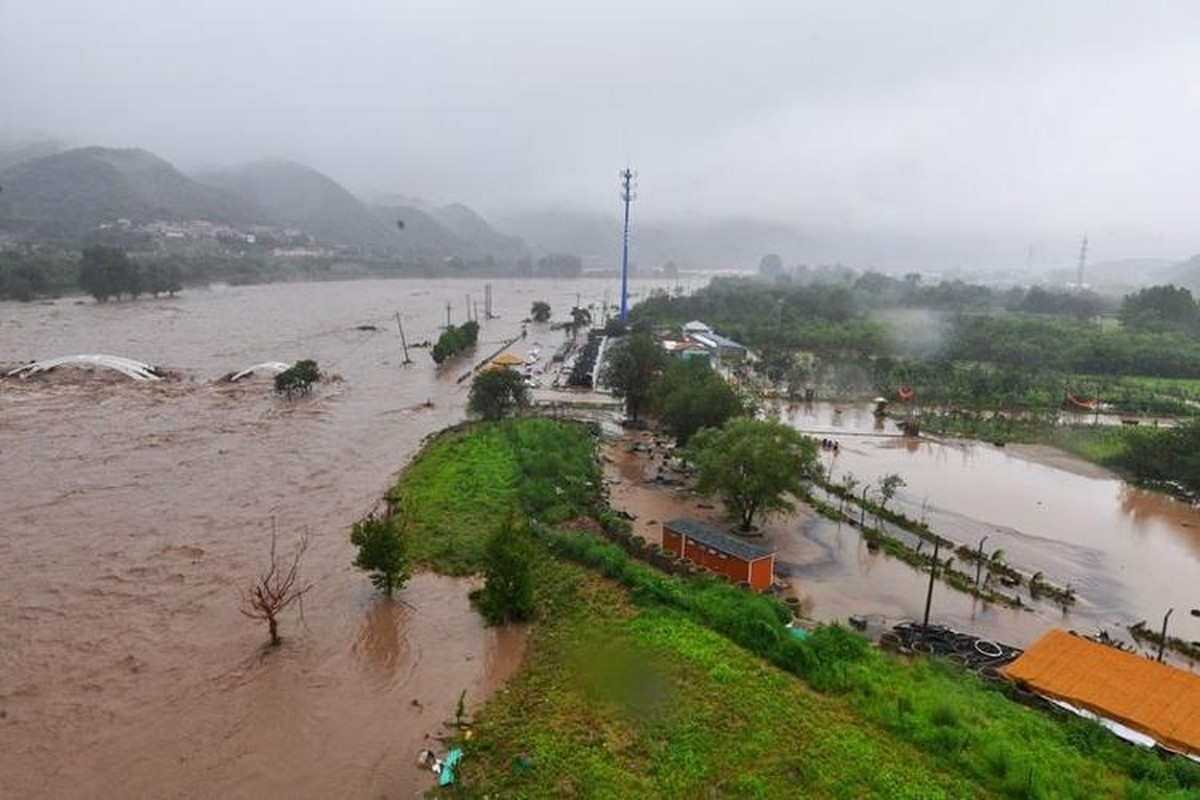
left=393, top=417, right=1200, bottom=797
left=273, top=359, right=320, bottom=398
left=633, top=274, right=1200, bottom=494
left=431, top=320, right=480, bottom=364
left=349, top=512, right=410, bottom=597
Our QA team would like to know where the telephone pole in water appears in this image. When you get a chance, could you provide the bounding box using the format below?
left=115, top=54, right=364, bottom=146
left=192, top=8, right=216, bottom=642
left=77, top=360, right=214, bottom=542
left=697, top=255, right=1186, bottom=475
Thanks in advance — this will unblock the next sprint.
left=619, top=168, right=637, bottom=324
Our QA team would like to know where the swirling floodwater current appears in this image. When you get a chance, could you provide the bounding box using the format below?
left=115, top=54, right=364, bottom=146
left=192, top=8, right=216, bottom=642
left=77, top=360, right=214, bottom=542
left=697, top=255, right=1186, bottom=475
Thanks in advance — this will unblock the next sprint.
left=2, top=277, right=1199, bottom=796
left=0, top=277, right=656, bottom=799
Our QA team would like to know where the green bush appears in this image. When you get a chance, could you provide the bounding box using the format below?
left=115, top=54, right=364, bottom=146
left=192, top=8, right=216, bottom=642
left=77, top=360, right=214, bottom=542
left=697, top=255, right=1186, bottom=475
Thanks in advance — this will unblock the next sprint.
left=274, top=359, right=320, bottom=398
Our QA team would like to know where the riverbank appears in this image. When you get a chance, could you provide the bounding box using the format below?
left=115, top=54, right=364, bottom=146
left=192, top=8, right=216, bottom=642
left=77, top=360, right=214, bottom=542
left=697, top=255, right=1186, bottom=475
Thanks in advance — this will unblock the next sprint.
left=395, top=416, right=1200, bottom=797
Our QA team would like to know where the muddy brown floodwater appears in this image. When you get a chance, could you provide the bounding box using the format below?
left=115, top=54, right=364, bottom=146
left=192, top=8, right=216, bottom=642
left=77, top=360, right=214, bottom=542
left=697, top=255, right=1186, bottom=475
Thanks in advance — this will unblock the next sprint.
left=0, top=277, right=667, bottom=799
left=605, top=404, right=1200, bottom=664
left=7, top=276, right=1200, bottom=797
left=770, top=401, right=1200, bottom=656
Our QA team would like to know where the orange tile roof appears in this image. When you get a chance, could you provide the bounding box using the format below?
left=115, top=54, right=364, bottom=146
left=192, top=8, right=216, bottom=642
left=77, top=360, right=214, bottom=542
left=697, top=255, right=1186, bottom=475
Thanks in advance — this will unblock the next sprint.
left=1002, top=628, right=1200, bottom=756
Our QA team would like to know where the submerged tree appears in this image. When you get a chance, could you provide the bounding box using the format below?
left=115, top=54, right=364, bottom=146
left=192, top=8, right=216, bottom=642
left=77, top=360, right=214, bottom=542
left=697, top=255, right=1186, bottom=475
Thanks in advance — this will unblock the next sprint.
left=567, top=306, right=592, bottom=340
left=240, top=523, right=312, bottom=647
left=350, top=512, right=411, bottom=597
left=530, top=300, right=552, bottom=323
left=274, top=359, right=321, bottom=398
left=431, top=320, right=481, bottom=363
left=79, top=245, right=137, bottom=302
left=877, top=473, right=906, bottom=511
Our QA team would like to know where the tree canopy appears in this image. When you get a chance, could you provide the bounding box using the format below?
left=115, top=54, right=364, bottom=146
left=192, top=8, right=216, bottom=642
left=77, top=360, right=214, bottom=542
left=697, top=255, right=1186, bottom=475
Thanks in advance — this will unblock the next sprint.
left=79, top=246, right=138, bottom=301
left=651, top=358, right=745, bottom=444
left=600, top=331, right=666, bottom=421
left=468, top=367, right=530, bottom=421
left=350, top=513, right=411, bottom=597
left=432, top=320, right=481, bottom=363
left=475, top=521, right=537, bottom=625
left=1119, top=285, right=1198, bottom=333
left=530, top=300, right=552, bottom=323
left=274, top=359, right=321, bottom=398
left=687, top=417, right=820, bottom=531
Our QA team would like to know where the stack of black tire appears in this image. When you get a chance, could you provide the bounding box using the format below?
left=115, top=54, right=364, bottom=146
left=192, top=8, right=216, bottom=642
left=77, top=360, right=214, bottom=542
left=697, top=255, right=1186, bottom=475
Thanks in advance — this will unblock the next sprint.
left=888, top=623, right=1023, bottom=672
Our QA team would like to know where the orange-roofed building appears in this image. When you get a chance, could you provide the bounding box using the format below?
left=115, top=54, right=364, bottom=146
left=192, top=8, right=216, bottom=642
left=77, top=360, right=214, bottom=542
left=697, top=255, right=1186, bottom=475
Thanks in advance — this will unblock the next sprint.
left=1002, top=628, right=1200, bottom=758
left=490, top=352, right=525, bottom=367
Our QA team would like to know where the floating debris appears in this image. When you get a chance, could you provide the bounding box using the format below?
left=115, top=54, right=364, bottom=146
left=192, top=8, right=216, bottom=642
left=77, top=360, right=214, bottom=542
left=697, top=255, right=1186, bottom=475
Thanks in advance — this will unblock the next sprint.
left=226, top=362, right=292, bottom=382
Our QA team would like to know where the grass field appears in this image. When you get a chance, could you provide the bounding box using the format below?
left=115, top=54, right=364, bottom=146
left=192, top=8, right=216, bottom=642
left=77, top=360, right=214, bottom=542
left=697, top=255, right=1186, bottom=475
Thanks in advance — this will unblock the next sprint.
left=394, top=417, right=1200, bottom=798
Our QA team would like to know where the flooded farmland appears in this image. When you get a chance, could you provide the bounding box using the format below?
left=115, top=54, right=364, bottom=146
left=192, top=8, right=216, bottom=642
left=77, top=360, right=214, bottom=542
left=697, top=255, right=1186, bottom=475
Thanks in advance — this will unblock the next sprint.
left=775, top=401, right=1200, bottom=655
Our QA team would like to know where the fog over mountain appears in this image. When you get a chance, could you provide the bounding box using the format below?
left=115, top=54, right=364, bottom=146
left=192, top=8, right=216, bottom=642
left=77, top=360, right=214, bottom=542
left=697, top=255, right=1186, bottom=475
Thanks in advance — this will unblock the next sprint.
left=3, top=1, right=1200, bottom=273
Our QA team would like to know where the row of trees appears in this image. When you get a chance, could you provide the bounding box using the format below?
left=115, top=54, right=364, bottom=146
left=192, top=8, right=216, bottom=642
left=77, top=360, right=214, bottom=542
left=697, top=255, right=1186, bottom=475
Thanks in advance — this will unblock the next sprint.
left=78, top=246, right=182, bottom=301
left=431, top=320, right=481, bottom=364
left=602, top=331, right=749, bottom=444
left=634, top=276, right=1200, bottom=385
left=246, top=489, right=535, bottom=647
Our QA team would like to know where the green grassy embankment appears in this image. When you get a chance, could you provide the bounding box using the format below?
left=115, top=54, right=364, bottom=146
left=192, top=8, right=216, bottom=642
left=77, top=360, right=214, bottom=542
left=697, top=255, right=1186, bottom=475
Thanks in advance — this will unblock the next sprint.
left=393, top=417, right=1200, bottom=798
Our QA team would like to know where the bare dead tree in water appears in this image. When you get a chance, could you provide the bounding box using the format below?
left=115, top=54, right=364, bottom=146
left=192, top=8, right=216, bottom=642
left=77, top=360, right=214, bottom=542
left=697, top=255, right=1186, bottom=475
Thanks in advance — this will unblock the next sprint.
left=240, top=522, right=312, bottom=647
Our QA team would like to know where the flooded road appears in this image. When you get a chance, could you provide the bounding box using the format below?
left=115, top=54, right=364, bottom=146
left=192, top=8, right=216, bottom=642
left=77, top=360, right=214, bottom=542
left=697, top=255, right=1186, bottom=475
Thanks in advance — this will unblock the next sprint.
left=775, top=401, right=1200, bottom=657
left=0, top=278, right=634, bottom=798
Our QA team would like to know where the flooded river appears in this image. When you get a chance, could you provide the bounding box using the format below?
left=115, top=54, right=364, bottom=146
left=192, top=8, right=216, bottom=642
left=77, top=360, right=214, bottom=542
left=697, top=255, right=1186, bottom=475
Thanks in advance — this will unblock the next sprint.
left=5, top=277, right=1200, bottom=797
left=0, top=277, right=637, bottom=799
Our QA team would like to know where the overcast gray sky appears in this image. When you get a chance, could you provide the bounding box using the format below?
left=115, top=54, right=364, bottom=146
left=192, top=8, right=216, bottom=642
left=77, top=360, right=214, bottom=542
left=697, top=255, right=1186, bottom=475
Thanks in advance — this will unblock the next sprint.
left=3, top=0, right=1199, bottom=266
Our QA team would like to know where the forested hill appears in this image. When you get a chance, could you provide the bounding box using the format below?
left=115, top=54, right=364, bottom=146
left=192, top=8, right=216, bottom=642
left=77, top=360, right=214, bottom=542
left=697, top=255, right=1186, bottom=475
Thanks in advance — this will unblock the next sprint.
left=198, top=159, right=397, bottom=248
left=0, top=145, right=527, bottom=261
left=0, top=147, right=261, bottom=236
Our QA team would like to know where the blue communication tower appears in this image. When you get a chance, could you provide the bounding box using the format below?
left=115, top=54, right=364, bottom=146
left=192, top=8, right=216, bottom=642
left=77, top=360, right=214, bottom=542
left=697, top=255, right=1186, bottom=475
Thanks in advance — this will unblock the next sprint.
left=619, top=168, right=636, bottom=323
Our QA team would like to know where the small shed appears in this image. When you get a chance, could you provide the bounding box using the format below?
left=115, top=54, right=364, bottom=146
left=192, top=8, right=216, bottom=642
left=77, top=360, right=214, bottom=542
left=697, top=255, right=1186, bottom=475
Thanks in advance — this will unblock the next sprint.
left=1002, top=628, right=1200, bottom=757
left=662, top=518, right=775, bottom=590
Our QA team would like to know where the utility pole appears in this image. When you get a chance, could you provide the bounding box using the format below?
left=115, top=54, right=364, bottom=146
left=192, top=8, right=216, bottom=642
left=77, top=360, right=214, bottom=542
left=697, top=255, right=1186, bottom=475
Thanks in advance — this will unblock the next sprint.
left=922, top=537, right=941, bottom=629
left=619, top=167, right=637, bottom=324
left=1076, top=235, right=1088, bottom=290
left=1158, top=608, right=1174, bottom=663
left=395, top=311, right=412, bottom=365
left=975, top=536, right=989, bottom=588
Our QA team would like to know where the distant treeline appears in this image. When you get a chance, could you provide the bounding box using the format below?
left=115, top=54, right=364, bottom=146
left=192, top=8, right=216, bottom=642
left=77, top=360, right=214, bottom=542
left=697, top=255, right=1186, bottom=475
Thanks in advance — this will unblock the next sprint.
left=633, top=275, right=1200, bottom=381
left=0, top=246, right=593, bottom=302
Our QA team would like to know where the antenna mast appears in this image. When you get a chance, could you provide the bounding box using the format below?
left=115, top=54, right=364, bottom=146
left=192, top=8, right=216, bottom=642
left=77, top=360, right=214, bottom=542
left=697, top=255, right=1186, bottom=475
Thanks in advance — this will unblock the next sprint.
left=619, top=168, right=637, bottom=323
left=1076, top=234, right=1088, bottom=289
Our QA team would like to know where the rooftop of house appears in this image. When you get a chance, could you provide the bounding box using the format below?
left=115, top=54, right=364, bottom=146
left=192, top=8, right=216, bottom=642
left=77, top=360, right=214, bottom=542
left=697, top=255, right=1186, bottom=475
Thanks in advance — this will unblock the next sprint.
left=664, top=518, right=774, bottom=562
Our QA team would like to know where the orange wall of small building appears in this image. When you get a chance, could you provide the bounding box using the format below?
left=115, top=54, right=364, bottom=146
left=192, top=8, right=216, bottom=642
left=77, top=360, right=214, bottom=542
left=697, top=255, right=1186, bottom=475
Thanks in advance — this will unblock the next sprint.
left=662, top=529, right=772, bottom=590
left=748, top=557, right=774, bottom=591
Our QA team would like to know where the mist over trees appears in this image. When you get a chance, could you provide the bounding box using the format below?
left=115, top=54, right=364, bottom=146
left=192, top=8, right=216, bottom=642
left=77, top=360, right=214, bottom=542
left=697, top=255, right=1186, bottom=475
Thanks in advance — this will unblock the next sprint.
left=632, top=275, right=1200, bottom=379
left=78, top=246, right=139, bottom=301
